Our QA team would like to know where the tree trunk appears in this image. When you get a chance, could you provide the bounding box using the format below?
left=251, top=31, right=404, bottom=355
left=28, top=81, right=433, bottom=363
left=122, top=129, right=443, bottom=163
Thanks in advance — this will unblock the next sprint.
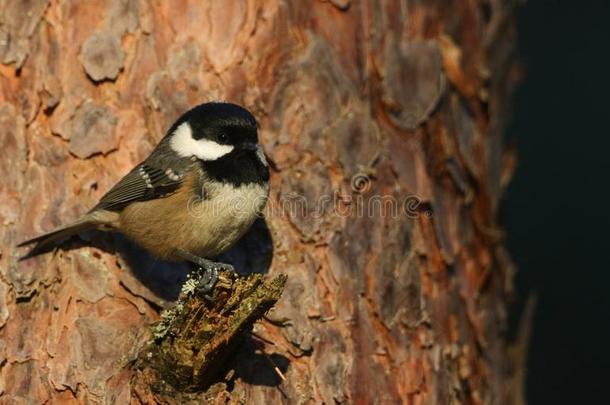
left=0, top=1, right=521, bottom=403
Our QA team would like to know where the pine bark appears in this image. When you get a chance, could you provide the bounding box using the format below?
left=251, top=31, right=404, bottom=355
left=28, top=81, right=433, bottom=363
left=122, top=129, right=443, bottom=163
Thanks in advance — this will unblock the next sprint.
left=0, top=1, right=522, bottom=403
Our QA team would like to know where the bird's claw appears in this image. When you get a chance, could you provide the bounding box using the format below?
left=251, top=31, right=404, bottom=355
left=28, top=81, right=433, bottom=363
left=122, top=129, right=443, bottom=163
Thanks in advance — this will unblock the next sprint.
left=193, top=261, right=234, bottom=295
left=176, top=249, right=236, bottom=298
left=195, top=266, right=219, bottom=294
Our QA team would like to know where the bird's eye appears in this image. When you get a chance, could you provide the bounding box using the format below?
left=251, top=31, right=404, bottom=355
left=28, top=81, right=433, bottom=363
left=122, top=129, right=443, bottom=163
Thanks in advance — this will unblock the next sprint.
left=218, top=133, right=228, bottom=143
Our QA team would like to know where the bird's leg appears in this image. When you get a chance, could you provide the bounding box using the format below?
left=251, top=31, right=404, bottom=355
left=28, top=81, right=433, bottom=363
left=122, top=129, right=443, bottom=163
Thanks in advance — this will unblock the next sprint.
left=176, top=249, right=234, bottom=294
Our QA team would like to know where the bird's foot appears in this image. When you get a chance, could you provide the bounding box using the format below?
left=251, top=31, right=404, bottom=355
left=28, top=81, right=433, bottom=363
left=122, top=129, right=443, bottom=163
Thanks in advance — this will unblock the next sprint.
left=177, top=250, right=235, bottom=295
left=193, top=265, right=219, bottom=294
left=192, top=260, right=235, bottom=294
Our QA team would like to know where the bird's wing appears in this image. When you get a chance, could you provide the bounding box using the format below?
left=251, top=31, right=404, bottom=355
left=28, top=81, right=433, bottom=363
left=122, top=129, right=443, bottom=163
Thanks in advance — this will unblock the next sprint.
left=92, top=163, right=187, bottom=212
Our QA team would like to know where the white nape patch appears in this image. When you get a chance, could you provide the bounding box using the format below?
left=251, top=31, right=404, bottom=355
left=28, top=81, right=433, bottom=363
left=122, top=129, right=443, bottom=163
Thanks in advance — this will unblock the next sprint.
left=255, top=144, right=268, bottom=167
left=170, top=122, right=234, bottom=161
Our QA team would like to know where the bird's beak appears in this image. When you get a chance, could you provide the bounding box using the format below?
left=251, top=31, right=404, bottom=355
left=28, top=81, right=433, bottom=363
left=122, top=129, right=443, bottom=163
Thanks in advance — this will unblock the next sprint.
left=239, top=142, right=268, bottom=167
left=240, top=142, right=258, bottom=151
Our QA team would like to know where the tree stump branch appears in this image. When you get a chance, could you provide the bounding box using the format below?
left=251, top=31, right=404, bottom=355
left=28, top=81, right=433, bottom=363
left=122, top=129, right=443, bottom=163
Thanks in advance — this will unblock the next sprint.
left=131, top=271, right=287, bottom=402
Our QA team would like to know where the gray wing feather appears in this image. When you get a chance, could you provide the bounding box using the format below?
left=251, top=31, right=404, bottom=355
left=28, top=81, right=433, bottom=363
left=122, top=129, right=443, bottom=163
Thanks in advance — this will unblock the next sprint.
left=92, top=163, right=185, bottom=212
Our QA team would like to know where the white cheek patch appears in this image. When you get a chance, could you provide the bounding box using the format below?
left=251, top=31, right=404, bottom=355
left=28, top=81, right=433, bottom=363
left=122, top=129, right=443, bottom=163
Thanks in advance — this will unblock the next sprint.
left=170, top=122, right=234, bottom=161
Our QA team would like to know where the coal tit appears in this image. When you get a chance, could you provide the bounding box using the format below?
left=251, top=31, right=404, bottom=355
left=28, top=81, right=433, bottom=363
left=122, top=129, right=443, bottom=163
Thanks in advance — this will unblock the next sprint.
left=19, top=102, right=270, bottom=292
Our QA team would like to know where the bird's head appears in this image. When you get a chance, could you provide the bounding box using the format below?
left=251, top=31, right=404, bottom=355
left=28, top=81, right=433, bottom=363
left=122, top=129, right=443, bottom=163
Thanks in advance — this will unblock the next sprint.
left=168, top=102, right=263, bottom=162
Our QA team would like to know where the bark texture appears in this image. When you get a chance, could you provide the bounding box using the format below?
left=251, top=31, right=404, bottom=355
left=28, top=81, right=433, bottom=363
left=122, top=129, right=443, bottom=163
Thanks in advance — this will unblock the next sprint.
left=0, top=0, right=521, bottom=403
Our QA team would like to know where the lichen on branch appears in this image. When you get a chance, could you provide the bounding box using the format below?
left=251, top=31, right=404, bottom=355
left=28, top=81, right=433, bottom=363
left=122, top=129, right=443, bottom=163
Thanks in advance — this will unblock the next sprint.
left=132, top=271, right=287, bottom=401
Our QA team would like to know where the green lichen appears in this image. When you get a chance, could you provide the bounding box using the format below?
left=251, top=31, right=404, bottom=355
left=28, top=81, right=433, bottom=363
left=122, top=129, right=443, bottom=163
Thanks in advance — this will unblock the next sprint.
left=135, top=270, right=287, bottom=395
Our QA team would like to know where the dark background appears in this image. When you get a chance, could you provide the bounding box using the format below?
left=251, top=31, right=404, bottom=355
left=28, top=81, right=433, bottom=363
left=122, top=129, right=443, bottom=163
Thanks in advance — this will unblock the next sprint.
left=504, top=1, right=610, bottom=403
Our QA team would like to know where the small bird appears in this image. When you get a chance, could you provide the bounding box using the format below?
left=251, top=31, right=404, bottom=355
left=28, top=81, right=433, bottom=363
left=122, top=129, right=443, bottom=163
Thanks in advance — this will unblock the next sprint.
left=19, top=102, right=270, bottom=292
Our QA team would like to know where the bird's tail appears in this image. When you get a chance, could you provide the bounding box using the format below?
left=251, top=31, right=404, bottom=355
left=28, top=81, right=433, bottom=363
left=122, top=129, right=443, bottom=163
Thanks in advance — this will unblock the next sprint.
left=18, top=217, right=97, bottom=258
